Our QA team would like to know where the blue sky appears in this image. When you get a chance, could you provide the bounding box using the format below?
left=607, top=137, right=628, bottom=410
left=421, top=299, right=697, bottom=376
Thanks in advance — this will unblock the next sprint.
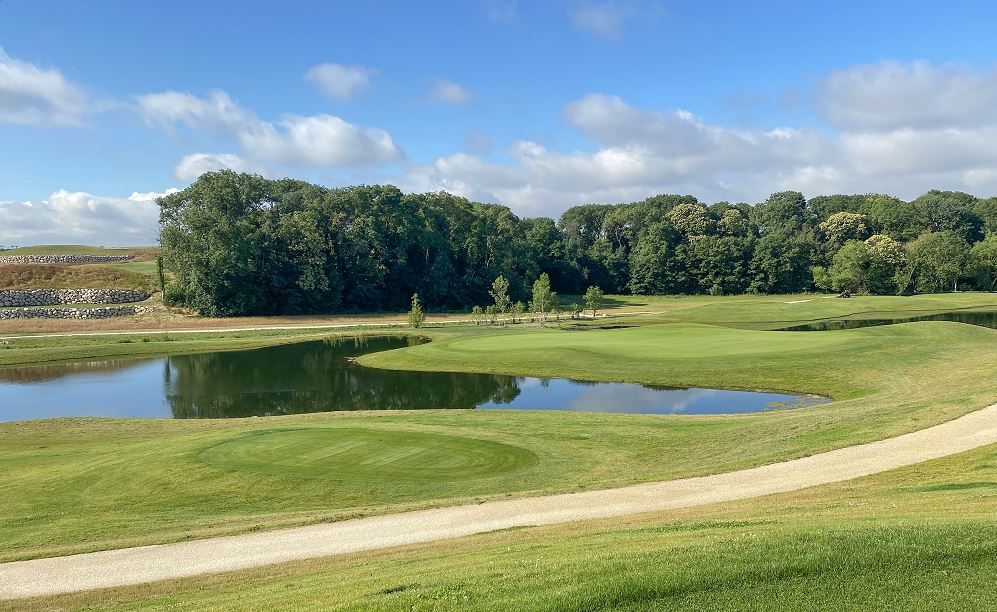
left=3, top=0, right=997, bottom=244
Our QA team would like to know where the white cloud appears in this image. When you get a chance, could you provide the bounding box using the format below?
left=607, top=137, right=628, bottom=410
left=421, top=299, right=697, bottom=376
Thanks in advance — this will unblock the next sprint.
left=569, top=1, right=663, bottom=40
left=0, top=48, right=89, bottom=125
left=820, top=60, right=997, bottom=131
left=431, top=79, right=474, bottom=104
left=174, top=153, right=258, bottom=182
left=132, top=58, right=997, bottom=223
left=400, top=78, right=997, bottom=217
left=304, top=63, right=375, bottom=101
left=136, top=90, right=252, bottom=136
left=239, top=114, right=400, bottom=166
left=138, top=89, right=401, bottom=170
left=0, top=189, right=177, bottom=246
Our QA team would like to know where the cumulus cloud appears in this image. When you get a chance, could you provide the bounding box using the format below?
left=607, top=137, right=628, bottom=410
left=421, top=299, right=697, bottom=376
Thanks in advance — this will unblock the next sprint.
left=138, top=88, right=401, bottom=176
left=130, top=58, right=997, bottom=222
left=240, top=114, right=400, bottom=166
left=400, top=69, right=997, bottom=217
left=400, top=93, right=832, bottom=214
left=0, top=48, right=90, bottom=125
left=136, top=90, right=252, bottom=136
left=304, top=63, right=375, bottom=101
left=0, top=189, right=177, bottom=246
left=173, top=153, right=259, bottom=181
left=820, top=60, right=997, bottom=131
left=430, top=79, right=474, bottom=104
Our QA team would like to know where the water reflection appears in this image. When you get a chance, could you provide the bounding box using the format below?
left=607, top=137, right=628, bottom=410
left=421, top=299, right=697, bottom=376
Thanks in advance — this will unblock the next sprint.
left=0, top=336, right=828, bottom=421
left=780, top=309, right=997, bottom=332
left=165, top=337, right=521, bottom=418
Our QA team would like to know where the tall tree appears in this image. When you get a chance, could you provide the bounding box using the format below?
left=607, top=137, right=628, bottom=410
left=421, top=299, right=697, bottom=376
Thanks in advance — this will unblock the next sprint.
left=970, top=235, right=997, bottom=291
left=489, top=275, right=511, bottom=315
left=530, top=273, right=556, bottom=327
left=906, top=231, right=971, bottom=293
left=583, top=285, right=605, bottom=318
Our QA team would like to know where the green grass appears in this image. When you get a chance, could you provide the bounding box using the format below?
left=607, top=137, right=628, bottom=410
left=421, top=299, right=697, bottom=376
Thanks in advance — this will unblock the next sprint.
left=664, top=292, right=997, bottom=328
left=11, top=441, right=996, bottom=611
left=2, top=297, right=997, bottom=561
left=198, top=427, right=539, bottom=483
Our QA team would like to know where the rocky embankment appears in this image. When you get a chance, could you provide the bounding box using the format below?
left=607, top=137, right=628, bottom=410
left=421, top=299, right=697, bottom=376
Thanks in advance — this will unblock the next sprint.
left=0, top=255, right=134, bottom=265
left=0, top=289, right=150, bottom=307
left=0, top=305, right=154, bottom=320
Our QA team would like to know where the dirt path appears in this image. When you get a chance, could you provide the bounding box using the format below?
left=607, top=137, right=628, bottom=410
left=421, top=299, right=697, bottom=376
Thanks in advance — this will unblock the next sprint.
left=2, top=403, right=995, bottom=600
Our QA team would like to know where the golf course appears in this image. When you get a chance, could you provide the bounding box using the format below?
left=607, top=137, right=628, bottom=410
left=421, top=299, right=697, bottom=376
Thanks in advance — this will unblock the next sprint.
left=1, top=290, right=996, bottom=609
left=9, top=4, right=997, bottom=607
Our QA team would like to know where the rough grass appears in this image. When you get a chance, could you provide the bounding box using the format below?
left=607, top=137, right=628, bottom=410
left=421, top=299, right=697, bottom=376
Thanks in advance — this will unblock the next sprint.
left=0, top=264, right=157, bottom=292
left=10, top=442, right=996, bottom=611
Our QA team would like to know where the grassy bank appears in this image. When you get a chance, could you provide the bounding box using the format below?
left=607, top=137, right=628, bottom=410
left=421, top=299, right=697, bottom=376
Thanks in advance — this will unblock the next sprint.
left=1, top=295, right=997, bottom=561
left=0, top=264, right=156, bottom=292
left=9, top=441, right=996, bottom=611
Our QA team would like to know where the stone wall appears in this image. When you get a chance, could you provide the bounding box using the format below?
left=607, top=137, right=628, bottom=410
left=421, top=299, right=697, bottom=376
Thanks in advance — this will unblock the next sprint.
left=0, top=255, right=134, bottom=265
left=0, top=289, right=151, bottom=307
left=0, top=305, right=154, bottom=320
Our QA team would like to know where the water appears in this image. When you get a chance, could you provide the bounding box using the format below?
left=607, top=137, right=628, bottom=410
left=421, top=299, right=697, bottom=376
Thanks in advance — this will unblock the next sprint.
left=0, top=337, right=829, bottom=421
left=780, top=309, right=997, bottom=332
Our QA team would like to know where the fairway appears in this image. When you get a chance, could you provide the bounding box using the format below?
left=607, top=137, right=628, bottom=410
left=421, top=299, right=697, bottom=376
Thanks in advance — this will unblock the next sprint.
left=198, top=428, right=539, bottom=483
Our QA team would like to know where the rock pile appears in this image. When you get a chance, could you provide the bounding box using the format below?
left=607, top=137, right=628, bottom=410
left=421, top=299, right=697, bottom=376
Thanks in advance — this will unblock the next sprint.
left=0, top=255, right=134, bottom=265
left=0, top=305, right=154, bottom=320
left=0, top=289, right=150, bottom=307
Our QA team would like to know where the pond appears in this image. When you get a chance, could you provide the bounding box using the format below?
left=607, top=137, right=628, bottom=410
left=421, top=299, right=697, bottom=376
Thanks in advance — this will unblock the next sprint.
left=779, top=309, right=997, bottom=332
left=0, top=336, right=829, bottom=421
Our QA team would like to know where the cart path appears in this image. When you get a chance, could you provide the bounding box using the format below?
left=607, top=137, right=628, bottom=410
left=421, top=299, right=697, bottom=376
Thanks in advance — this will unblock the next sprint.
left=2, top=403, right=996, bottom=601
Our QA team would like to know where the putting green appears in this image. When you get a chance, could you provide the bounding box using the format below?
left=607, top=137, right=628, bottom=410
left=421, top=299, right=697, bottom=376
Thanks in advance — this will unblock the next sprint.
left=198, top=428, right=539, bottom=483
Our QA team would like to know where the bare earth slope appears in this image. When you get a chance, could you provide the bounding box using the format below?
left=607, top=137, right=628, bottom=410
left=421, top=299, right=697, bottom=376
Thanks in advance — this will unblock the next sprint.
left=2, top=402, right=995, bottom=601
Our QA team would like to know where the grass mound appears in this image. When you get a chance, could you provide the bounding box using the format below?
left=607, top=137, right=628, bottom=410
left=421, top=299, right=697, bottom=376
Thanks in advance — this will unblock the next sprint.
left=0, top=264, right=156, bottom=292
left=198, top=428, right=538, bottom=483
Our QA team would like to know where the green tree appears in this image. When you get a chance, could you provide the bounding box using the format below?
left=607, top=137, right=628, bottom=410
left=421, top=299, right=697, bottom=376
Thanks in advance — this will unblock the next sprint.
left=819, top=212, right=871, bottom=253
left=489, top=274, right=511, bottom=315
left=912, top=190, right=983, bottom=242
left=583, top=285, right=605, bottom=318
left=667, top=203, right=712, bottom=236
left=907, top=231, right=971, bottom=293
left=818, top=240, right=873, bottom=293
left=470, top=305, right=484, bottom=326
left=530, top=273, right=556, bottom=327
left=570, top=302, right=582, bottom=319
left=407, top=293, right=426, bottom=328
left=865, top=234, right=906, bottom=294
left=970, top=235, right=997, bottom=291
left=717, top=209, right=748, bottom=236
left=749, top=226, right=819, bottom=293
left=511, top=301, right=525, bottom=324
left=485, top=304, right=498, bottom=325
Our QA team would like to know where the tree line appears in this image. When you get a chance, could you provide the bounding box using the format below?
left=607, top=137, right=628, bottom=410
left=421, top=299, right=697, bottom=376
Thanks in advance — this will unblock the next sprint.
left=157, top=171, right=997, bottom=316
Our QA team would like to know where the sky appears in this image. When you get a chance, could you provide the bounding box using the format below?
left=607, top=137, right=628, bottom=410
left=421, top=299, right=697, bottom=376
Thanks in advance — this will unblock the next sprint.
left=3, top=0, right=997, bottom=245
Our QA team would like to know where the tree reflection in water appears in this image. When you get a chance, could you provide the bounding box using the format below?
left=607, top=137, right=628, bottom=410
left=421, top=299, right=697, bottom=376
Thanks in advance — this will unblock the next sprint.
left=164, top=336, right=521, bottom=418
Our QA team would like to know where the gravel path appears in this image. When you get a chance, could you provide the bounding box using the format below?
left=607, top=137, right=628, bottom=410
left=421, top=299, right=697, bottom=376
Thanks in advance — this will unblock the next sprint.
left=2, top=403, right=995, bottom=600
